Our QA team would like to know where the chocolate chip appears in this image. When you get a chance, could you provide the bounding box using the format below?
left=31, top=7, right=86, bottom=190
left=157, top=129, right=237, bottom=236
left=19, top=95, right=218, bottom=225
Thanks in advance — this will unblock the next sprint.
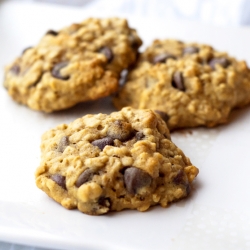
left=183, top=46, right=199, bottom=55
left=154, top=110, right=169, bottom=123
left=98, top=197, right=111, bottom=209
left=129, top=33, right=141, bottom=50
left=173, top=170, right=190, bottom=195
left=99, top=47, right=113, bottom=63
left=107, top=120, right=134, bottom=142
left=51, top=62, right=70, bottom=80
left=51, top=174, right=66, bottom=189
left=75, top=169, right=94, bottom=187
left=153, top=53, right=176, bottom=64
left=10, top=65, right=20, bottom=75
left=135, top=131, right=144, bottom=140
left=159, top=172, right=165, bottom=178
left=172, top=71, right=185, bottom=91
left=91, top=137, right=114, bottom=150
left=46, top=30, right=58, bottom=36
left=57, top=136, right=69, bottom=153
left=209, top=57, right=230, bottom=70
left=124, top=167, right=152, bottom=194
left=22, top=46, right=33, bottom=55
left=173, top=170, right=184, bottom=185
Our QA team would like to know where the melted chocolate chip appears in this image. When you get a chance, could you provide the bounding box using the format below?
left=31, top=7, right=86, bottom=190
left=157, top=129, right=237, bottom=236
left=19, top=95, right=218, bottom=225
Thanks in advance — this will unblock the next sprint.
left=57, top=136, right=69, bottom=153
left=51, top=174, right=66, bottom=189
left=91, top=137, right=114, bottom=150
left=75, top=169, right=94, bottom=187
left=46, top=30, right=58, bottom=36
left=172, top=71, right=185, bottom=91
left=154, top=110, right=169, bottom=123
left=153, top=53, right=176, bottom=64
left=124, top=167, right=152, bottom=194
left=51, top=62, right=70, bottom=80
left=183, top=46, right=199, bottom=55
left=107, top=120, right=134, bottom=142
left=99, top=47, right=113, bottom=63
left=209, top=57, right=230, bottom=70
left=10, top=65, right=20, bottom=75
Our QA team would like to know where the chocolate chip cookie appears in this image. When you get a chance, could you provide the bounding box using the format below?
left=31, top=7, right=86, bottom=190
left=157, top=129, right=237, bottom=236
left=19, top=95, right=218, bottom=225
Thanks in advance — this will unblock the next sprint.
left=4, top=18, right=142, bottom=112
left=113, top=39, right=250, bottom=130
left=35, top=107, right=198, bottom=215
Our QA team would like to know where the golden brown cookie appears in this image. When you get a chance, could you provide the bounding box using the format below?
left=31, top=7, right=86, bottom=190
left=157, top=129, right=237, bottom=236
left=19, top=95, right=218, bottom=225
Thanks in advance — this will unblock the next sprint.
left=4, top=18, right=142, bottom=112
left=35, top=107, right=198, bottom=215
left=113, top=39, right=250, bottom=130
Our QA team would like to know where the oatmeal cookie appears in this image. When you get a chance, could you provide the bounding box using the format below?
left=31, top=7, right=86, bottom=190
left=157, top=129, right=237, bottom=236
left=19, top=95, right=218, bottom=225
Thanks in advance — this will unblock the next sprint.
left=113, top=39, right=250, bottom=130
left=35, top=107, right=198, bottom=215
left=4, top=18, right=142, bottom=112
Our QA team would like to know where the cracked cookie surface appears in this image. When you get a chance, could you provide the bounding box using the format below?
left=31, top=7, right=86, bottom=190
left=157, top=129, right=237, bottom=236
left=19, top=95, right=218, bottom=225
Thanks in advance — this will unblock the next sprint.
left=4, top=18, right=142, bottom=112
left=35, top=107, right=198, bottom=215
left=113, top=39, right=250, bottom=130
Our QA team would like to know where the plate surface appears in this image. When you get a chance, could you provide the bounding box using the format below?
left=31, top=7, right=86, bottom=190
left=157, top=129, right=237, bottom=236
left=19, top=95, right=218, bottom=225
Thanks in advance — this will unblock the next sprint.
left=1, top=2, right=250, bottom=250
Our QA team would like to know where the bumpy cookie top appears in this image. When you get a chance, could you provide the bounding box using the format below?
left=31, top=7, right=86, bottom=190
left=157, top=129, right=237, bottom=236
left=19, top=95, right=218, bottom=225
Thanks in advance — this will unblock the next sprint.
left=113, top=39, right=250, bottom=130
left=35, top=107, right=198, bottom=215
left=4, top=18, right=142, bottom=112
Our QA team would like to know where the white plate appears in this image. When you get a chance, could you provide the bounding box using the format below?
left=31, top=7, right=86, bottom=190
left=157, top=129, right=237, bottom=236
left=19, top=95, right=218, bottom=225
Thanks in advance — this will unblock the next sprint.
left=1, top=2, right=250, bottom=250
